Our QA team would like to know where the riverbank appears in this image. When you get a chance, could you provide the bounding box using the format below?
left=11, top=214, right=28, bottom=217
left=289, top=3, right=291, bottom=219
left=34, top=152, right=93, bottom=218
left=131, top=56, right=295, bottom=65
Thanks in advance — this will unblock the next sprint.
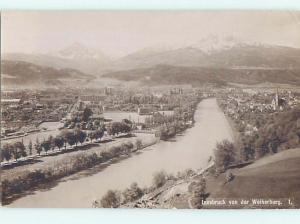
left=216, top=99, right=241, bottom=143
left=1, top=109, right=195, bottom=206
left=1, top=133, right=157, bottom=205
left=121, top=147, right=300, bottom=209
left=6, top=98, right=233, bottom=208
left=119, top=164, right=214, bottom=208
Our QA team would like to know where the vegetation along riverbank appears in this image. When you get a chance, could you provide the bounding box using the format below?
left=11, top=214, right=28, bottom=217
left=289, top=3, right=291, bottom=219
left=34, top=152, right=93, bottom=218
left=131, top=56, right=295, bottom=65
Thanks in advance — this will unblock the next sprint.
left=1, top=97, right=202, bottom=205
left=94, top=95, right=300, bottom=209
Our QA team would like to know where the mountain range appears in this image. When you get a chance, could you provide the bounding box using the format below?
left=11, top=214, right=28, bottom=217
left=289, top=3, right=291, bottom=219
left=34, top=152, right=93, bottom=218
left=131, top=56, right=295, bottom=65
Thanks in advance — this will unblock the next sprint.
left=3, top=43, right=112, bottom=76
left=2, top=37, right=300, bottom=86
left=102, top=64, right=300, bottom=86
left=1, top=60, right=94, bottom=86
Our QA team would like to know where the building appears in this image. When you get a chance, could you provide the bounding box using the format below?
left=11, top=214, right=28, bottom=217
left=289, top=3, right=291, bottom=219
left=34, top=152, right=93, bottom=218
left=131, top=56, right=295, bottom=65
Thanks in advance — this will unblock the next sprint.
left=271, top=89, right=286, bottom=111
left=137, top=107, right=152, bottom=115
left=104, top=87, right=113, bottom=95
left=80, top=95, right=106, bottom=102
left=73, top=100, right=103, bottom=116
left=1, top=98, right=21, bottom=106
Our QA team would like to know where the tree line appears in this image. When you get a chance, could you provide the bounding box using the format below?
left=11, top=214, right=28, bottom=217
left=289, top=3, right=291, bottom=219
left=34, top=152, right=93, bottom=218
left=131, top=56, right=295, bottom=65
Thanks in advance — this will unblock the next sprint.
left=95, top=168, right=203, bottom=208
left=159, top=121, right=189, bottom=140
left=2, top=138, right=145, bottom=205
left=240, top=107, right=300, bottom=161
left=1, top=120, right=133, bottom=163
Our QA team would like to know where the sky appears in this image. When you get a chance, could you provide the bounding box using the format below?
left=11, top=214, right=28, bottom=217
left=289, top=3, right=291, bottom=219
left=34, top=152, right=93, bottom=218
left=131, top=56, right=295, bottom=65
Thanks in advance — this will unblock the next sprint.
left=1, top=11, right=300, bottom=57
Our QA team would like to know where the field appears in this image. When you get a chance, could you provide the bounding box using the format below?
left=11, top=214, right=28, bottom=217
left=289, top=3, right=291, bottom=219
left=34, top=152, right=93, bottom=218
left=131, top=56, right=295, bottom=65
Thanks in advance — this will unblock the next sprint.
left=206, top=148, right=300, bottom=208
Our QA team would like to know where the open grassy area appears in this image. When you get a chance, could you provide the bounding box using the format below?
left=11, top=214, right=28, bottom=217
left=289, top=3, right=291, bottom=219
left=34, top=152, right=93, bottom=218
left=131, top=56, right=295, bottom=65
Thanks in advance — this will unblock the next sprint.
left=206, top=148, right=300, bottom=208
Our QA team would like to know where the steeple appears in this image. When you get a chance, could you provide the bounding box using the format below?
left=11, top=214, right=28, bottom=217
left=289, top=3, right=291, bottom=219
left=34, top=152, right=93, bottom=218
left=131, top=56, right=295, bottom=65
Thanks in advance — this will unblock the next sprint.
left=275, top=88, right=279, bottom=108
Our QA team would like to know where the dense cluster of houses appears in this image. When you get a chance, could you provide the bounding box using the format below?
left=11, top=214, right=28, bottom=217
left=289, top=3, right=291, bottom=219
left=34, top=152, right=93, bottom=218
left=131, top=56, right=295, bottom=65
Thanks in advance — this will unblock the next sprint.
left=1, top=89, right=77, bottom=138
left=0, top=86, right=188, bottom=136
left=219, top=88, right=300, bottom=136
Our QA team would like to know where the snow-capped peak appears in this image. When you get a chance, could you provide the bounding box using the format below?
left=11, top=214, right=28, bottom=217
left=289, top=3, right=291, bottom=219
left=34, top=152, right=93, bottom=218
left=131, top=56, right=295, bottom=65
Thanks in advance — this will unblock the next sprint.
left=191, top=35, right=255, bottom=54
left=56, top=42, right=110, bottom=61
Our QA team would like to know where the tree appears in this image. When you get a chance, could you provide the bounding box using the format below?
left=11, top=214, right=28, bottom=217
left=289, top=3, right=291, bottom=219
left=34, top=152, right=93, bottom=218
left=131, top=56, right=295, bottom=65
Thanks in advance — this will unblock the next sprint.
left=76, top=129, right=87, bottom=145
left=159, top=126, right=169, bottom=140
left=100, top=190, right=121, bottom=208
left=107, top=122, right=131, bottom=136
left=239, top=138, right=255, bottom=161
left=122, top=119, right=132, bottom=126
left=73, top=130, right=80, bottom=147
left=191, top=177, right=207, bottom=208
left=28, top=140, right=33, bottom=156
left=54, top=137, right=64, bottom=150
left=88, top=131, right=95, bottom=142
left=93, top=119, right=101, bottom=127
left=268, top=131, right=280, bottom=154
left=122, top=182, right=143, bottom=203
left=61, top=130, right=76, bottom=149
left=254, top=137, right=265, bottom=159
left=12, top=142, right=27, bottom=161
left=66, top=132, right=77, bottom=147
left=35, top=138, right=42, bottom=155
left=136, top=139, right=143, bottom=151
left=17, top=142, right=27, bottom=158
left=94, top=129, right=104, bottom=141
left=82, top=107, right=93, bottom=122
left=107, top=122, right=120, bottom=136
left=152, top=170, right=167, bottom=188
left=61, top=129, right=71, bottom=150
left=214, top=139, right=236, bottom=172
left=41, top=140, right=51, bottom=154
left=2, top=143, right=12, bottom=162
left=122, top=122, right=131, bottom=133
left=48, top=135, right=55, bottom=151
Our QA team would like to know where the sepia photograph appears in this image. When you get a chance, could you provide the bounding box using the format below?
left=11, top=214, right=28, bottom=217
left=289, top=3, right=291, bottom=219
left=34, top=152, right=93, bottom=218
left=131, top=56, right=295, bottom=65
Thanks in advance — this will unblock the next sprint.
left=1, top=10, right=300, bottom=209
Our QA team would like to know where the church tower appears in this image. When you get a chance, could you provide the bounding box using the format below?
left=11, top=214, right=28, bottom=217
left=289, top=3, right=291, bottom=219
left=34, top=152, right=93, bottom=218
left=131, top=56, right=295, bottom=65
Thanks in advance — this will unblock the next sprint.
left=275, top=88, right=279, bottom=108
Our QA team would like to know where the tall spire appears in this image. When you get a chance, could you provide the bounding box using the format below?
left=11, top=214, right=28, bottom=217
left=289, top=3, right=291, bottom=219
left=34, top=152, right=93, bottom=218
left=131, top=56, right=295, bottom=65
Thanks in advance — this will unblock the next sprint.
left=275, top=88, right=279, bottom=108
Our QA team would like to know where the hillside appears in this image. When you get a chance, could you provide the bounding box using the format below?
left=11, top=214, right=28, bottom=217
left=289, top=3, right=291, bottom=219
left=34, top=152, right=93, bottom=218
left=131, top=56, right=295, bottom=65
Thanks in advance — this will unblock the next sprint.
left=3, top=43, right=112, bottom=75
left=103, top=64, right=300, bottom=86
left=4, top=41, right=300, bottom=75
left=113, top=47, right=209, bottom=70
left=209, top=45, right=300, bottom=68
left=206, top=148, right=300, bottom=208
left=112, top=44, right=300, bottom=70
left=1, top=60, right=94, bottom=86
left=122, top=148, right=300, bottom=209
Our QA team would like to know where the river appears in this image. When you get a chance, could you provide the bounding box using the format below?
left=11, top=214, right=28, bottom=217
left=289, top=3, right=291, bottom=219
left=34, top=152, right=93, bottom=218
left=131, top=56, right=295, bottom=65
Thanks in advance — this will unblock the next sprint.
left=9, top=98, right=233, bottom=208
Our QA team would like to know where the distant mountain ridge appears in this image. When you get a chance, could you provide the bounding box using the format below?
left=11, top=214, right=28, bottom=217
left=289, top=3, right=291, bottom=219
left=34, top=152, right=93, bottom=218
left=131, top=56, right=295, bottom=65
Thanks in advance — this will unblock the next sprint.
left=55, top=42, right=110, bottom=61
left=102, top=64, right=300, bottom=86
left=1, top=60, right=94, bottom=86
left=112, top=44, right=300, bottom=70
left=3, top=37, right=300, bottom=86
left=4, top=38, right=300, bottom=74
left=3, top=43, right=112, bottom=75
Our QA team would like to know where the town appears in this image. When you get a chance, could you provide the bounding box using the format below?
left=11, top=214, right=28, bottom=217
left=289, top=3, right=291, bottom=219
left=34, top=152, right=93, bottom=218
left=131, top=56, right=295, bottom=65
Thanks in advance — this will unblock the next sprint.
left=1, top=85, right=299, bottom=161
left=1, top=83, right=300, bottom=208
left=1, top=86, right=196, bottom=138
left=2, top=9, right=300, bottom=215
